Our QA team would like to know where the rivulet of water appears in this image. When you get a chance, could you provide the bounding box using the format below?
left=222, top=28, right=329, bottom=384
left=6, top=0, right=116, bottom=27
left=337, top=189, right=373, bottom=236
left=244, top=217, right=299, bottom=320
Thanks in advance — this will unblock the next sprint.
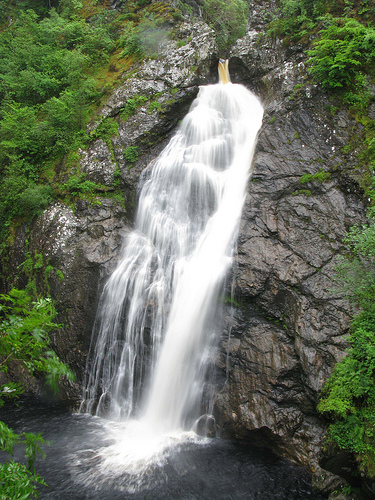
left=80, top=63, right=264, bottom=479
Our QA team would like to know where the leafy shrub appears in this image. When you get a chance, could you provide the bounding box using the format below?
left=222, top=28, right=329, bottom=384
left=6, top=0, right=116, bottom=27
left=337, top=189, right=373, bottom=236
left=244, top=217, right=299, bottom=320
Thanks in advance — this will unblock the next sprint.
left=299, top=169, right=331, bottom=184
left=148, top=100, right=162, bottom=113
left=63, top=174, right=105, bottom=198
left=0, top=457, right=46, bottom=500
left=201, top=0, right=248, bottom=49
left=318, top=215, right=375, bottom=478
left=121, top=95, right=148, bottom=119
left=266, top=0, right=331, bottom=42
left=308, top=17, right=375, bottom=91
left=118, top=18, right=169, bottom=59
left=16, top=184, right=53, bottom=218
left=0, top=7, right=114, bottom=238
left=119, top=21, right=145, bottom=58
left=123, top=145, right=139, bottom=164
left=58, top=0, right=84, bottom=19
left=0, top=178, right=52, bottom=241
left=90, top=117, right=119, bottom=143
left=318, top=305, right=375, bottom=477
left=0, top=289, right=74, bottom=498
left=307, top=16, right=375, bottom=111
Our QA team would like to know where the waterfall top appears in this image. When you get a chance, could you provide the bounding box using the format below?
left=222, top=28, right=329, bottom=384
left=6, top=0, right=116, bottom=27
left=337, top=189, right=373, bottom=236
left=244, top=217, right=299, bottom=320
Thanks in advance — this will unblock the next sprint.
left=218, top=59, right=230, bottom=85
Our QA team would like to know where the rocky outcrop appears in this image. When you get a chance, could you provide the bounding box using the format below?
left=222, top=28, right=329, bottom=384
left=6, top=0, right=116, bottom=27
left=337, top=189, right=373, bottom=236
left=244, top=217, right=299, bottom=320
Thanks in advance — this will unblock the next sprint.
left=211, top=0, right=366, bottom=488
left=1, top=18, right=218, bottom=401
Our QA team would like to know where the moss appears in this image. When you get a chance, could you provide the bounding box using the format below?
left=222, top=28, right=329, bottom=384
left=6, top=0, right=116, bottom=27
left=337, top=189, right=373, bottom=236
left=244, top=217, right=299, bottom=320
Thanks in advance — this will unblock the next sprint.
left=123, top=146, right=139, bottom=165
left=299, top=169, right=331, bottom=184
left=148, top=100, right=162, bottom=114
left=56, top=270, right=64, bottom=282
left=292, top=189, right=312, bottom=196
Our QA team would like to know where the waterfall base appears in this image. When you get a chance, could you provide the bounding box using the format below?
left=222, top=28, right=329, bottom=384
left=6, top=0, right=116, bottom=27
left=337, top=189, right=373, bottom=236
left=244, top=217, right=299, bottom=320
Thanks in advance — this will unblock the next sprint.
left=0, top=398, right=323, bottom=499
left=73, top=419, right=203, bottom=489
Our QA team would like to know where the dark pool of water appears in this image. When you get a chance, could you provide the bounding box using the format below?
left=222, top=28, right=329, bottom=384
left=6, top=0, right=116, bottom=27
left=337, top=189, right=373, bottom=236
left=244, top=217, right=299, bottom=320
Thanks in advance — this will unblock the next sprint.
left=0, top=398, right=324, bottom=500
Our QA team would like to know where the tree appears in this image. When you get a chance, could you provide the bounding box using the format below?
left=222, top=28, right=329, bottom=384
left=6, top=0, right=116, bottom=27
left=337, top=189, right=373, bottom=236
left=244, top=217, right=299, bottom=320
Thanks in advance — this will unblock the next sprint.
left=201, top=0, right=248, bottom=50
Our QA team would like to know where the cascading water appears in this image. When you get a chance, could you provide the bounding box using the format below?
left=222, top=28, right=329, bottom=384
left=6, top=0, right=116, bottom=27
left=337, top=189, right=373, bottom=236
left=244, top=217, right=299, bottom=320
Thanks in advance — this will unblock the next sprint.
left=80, top=61, right=263, bottom=474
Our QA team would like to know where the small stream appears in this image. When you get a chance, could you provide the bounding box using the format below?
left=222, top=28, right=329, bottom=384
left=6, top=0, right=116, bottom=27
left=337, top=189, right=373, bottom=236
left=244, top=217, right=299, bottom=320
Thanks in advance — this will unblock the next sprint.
left=1, top=398, right=323, bottom=500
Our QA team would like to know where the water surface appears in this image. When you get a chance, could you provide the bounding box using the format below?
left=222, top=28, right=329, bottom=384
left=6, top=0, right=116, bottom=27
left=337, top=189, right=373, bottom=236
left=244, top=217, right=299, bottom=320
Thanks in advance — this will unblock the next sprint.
left=1, top=398, right=323, bottom=500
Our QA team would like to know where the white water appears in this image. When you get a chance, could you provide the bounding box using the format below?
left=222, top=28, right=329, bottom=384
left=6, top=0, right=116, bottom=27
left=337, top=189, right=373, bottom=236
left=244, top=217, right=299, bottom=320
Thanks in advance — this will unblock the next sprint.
left=80, top=68, right=263, bottom=473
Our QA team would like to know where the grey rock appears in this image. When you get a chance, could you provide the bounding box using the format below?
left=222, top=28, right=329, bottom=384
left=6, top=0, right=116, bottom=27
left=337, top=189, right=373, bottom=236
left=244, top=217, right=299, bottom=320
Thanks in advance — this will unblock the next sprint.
left=79, top=140, right=117, bottom=187
left=208, top=1, right=366, bottom=491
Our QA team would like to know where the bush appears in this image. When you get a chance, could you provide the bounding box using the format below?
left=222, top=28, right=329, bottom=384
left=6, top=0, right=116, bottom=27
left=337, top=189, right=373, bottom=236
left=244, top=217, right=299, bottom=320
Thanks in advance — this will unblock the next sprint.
left=267, top=0, right=327, bottom=41
left=121, top=95, right=148, bottom=119
left=318, top=305, right=375, bottom=477
left=0, top=289, right=74, bottom=497
left=0, top=289, right=74, bottom=496
left=0, top=459, right=46, bottom=500
left=299, top=169, right=331, bottom=184
left=318, top=215, right=375, bottom=478
left=123, top=145, right=139, bottom=164
left=201, top=0, right=248, bottom=49
left=17, top=184, right=53, bottom=218
left=308, top=17, right=375, bottom=91
left=62, top=173, right=105, bottom=198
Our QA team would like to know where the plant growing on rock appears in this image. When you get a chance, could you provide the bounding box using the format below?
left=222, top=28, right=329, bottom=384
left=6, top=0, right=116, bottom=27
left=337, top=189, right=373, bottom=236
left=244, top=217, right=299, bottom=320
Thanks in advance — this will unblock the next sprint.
left=299, top=169, right=331, bottom=184
left=318, top=214, right=375, bottom=478
left=123, top=145, right=139, bottom=165
left=308, top=17, right=375, bottom=101
left=201, top=0, right=248, bottom=49
left=62, top=173, right=107, bottom=199
left=121, top=95, right=148, bottom=119
left=0, top=288, right=74, bottom=498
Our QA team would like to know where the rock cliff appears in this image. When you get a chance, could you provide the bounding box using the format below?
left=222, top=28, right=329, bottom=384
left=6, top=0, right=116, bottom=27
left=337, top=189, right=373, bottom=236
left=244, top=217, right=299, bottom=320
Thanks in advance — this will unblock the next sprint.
left=1, top=0, right=368, bottom=494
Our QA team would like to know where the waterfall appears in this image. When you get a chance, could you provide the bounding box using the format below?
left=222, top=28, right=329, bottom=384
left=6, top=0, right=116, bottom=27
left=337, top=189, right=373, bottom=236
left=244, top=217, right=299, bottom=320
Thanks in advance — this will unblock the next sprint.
left=81, top=61, right=263, bottom=440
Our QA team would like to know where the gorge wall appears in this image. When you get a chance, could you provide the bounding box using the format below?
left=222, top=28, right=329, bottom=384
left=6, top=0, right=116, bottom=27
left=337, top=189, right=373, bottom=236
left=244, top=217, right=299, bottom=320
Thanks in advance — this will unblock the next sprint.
left=1, top=0, right=368, bottom=494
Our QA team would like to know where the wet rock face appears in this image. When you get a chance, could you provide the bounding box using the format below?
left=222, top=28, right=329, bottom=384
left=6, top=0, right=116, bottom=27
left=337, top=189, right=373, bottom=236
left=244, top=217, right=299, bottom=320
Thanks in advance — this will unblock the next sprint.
left=4, top=200, right=129, bottom=402
left=212, top=1, right=366, bottom=470
left=1, top=18, right=218, bottom=403
left=82, top=19, right=217, bottom=219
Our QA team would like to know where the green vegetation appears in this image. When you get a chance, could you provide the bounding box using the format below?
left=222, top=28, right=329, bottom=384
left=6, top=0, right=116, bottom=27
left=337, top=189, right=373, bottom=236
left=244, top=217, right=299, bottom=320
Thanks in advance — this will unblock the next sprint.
left=123, top=145, right=139, bottom=165
left=201, top=0, right=249, bottom=50
left=268, top=1, right=375, bottom=113
left=267, top=0, right=326, bottom=43
left=0, top=288, right=74, bottom=498
left=62, top=173, right=107, bottom=199
left=0, top=0, right=181, bottom=246
left=292, top=188, right=311, bottom=197
left=318, top=214, right=375, bottom=478
left=268, top=1, right=375, bottom=482
left=299, top=169, right=331, bottom=184
left=308, top=17, right=375, bottom=111
left=0, top=6, right=109, bottom=240
left=148, top=99, right=163, bottom=114
left=121, top=95, right=149, bottom=119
